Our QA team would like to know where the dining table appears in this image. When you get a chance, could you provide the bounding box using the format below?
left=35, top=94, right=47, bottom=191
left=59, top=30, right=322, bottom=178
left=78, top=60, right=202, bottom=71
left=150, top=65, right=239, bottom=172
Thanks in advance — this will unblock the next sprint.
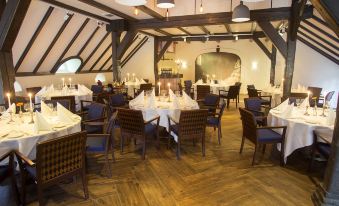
left=0, top=110, right=81, bottom=163
left=193, top=80, right=234, bottom=99
left=261, top=86, right=308, bottom=107
left=268, top=106, right=335, bottom=162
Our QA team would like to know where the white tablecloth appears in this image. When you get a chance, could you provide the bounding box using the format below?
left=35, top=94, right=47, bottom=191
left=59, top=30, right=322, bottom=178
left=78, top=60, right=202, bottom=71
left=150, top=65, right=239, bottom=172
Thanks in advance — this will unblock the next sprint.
left=0, top=112, right=81, bottom=162
left=125, top=82, right=141, bottom=97
left=262, top=88, right=308, bottom=107
left=35, top=88, right=92, bottom=111
left=193, top=83, right=232, bottom=99
left=268, top=107, right=334, bottom=162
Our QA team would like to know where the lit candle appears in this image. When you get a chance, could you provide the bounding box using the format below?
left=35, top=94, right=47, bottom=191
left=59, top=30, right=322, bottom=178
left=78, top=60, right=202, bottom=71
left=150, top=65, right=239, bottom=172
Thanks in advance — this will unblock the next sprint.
left=281, top=78, right=284, bottom=89
left=62, top=78, right=65, bottom=87
left=158, top=82, right=161, bottom=95
left=212, top=74, right=216, bottom=79
left=69, top=78, right=72, bottom=88
left=167, top=82, right=171, bottom=91
left=127, top=73, right=130, bottom=81
left=132, top=73, right=135, bottom=81
left=28, top=93, right=32, bottom=111
left=6, top=93, right=11, bottom=109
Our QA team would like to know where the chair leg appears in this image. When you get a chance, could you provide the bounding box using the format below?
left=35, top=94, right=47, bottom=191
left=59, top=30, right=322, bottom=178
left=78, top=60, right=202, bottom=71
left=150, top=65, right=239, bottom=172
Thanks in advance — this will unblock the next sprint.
left=227, top=99, right=230, bottom=109
left=142, top=138, right=146, bottom=160
left=111, top=138, right=116, bottom=162
left=218, top=124, right=222, bottom=145
left=280, top=141, right=286, bottom=167
left=167, top=135, right=171, bottom=149
left=176, top=140, right=181, bottom=160
left=37, top=185, right=44, bottom=206
left=81, top=169, right=89, bottom=199
left=239, top=136, right=245, bottom=154
left=262, top=144, right=266, bottom=154
left=202, top=136, right=206, bottom=157
left=20, top=170, right=27, bottom=205
left=252, top=144, right=258, bottom=166
left=120, top=135, right=124, bottom=154
left=236, top=99, right=238, bottom=108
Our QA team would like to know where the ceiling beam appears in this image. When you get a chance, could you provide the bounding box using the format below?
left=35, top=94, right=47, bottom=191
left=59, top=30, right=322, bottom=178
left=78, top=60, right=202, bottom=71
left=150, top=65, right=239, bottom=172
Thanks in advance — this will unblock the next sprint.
left=117, top=30, right=138, bottom=59
left=130, top=6, right=313, bottom=30
left=78, top=0, right=137, bottom=21
left=33, top=13, right=74, bottom=73
left=157, top=41, right=172, bottom=63
left=121, top=36, right=148, bottom=68
left=199, top=26, right=210, bottom=35
left=289, top=0, right=307, bottom=41
left=40, top=0, right=109, bottom=23
left=98, top=56, right=111, bottom=71
left=16, top=70, right=113, bottom=77
left=0, top=0, right=6, bottom=18
left=257, top=21, right=287, bottom=59
left=177, top=27, right=192, bottom=35
left=50, top=18, right=90, bottom=73
left=224, top=24, right=232, bottom=34
left=0, top=0, right=31, bottom=51
left=136, top=5, right=163, bottom=19
left=139, top=30, right=155, bottom=37
left=303, top=19, right=339, bottom=44
left=89, top=43, right=111, bottom=71
left=77, top=26, right=100, bottom=56
left=154, top=28, right=171, bottom=36
left=15, top=6, right=54, bottom=72
left=253, top=37, right=271, bottom=60
left=309, top=0, right=339, bottom=37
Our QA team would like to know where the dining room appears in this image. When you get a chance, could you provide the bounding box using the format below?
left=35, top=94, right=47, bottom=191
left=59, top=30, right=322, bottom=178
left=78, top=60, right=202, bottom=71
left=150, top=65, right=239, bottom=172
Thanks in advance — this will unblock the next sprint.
left=0, top=0, right=338, bottom=205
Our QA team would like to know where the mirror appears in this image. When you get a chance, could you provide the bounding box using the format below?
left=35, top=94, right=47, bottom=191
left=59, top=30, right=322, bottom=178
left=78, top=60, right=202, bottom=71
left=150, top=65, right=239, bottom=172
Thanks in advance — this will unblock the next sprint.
left=56, top=57, right=82, bottom=74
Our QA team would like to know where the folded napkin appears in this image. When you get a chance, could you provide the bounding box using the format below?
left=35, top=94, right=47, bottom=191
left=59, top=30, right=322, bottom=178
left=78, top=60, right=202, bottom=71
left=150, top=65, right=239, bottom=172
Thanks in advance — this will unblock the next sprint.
left=41, top=101, right=54, bottom=116
left=281, top=105, right=294, bottom=118
left=274, top=98, right=289, bottom=111
left=147, top=89, right=156, bottom=108
left=62, top=85, right=69, bottom=93
left=2, top=103, right=16, bottom=117
left=80, top=84, right=93, bottom=94
left=34, top=112, right=52, bottom=133
left=169, top=89, right=180, bottom=109
left=326, top=109, right=336, bottom=126
left=300, top=97, right=309, bottom=108
left=57, top=102, right=75, bottom=123
left=36, top=86, right=46, bottom=96
left=196, top=79, right=203, bottom=84
left=129, top=91, right=145, bottom=107
left=183, top=92, right=199, bottom=108
left=140, top=79, right=146, bottom=84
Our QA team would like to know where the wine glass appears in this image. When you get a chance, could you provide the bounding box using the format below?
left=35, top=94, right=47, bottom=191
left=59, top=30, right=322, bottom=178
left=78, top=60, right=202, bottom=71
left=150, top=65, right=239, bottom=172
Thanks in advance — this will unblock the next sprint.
left=0, top=105, right=6, bottom=117
left=24, top=103, right=30, bottom=113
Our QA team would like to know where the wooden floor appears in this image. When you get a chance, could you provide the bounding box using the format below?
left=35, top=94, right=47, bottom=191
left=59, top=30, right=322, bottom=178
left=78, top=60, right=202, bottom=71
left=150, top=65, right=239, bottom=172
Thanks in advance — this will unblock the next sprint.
left=1, top=101, right=325, bottom=206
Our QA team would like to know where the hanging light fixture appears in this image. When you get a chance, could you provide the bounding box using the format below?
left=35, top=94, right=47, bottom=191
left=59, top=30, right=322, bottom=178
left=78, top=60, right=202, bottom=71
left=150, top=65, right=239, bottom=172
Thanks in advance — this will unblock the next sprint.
left=157, top=0, right=175, bottom=9
left=199, top=0, right=203, bottom=13
left=232, top=1, right=250, bottom=22
left=115, top=0, right=147, bottom=6
left=134, top=7, right=139, bottom=15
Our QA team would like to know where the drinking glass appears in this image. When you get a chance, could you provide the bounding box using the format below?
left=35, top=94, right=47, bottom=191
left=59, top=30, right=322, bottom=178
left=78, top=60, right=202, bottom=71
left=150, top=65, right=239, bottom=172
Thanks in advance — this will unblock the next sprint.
left=24, top=103, right=30, bottom=112
left=0, top=105, right=6, bottom=115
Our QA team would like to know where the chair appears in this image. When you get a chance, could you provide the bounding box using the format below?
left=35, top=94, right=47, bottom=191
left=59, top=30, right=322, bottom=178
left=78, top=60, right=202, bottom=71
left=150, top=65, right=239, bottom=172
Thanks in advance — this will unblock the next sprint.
left=247, top=84, right=255, bottom=90
left=219, top=85, right=239, bottom=108
left=84, top=113, right=118, bottom=177
left=307, top=86, right=322, bottom=107
left=117, top=108, right=160, bottom=160
left=26, top=87, right=42, bottom=102
left=168, top=109, right=208, bottom=159
left=317, top=91, right=335, bottom=107
left=199, top=94, right=220, bottom=112
left=244, top=98, right=269, bottom=126
left=184, top=80, right=194, bottom=98
left=134, top=83, right=153, bottom=97
left=51, top=96, right=76, bottom=113
left=247, top=88, right=271, bottom=107
left=108, top=93, right=128, bottom=115
left=309, top=128, right=333, bottom=171
left=196, top=85, right=210, bottom=100
left=44, top=99, right=70, bottom=111
left=80, top=102, right=107, bottom=134
left=207, top=101, right=227, bottom=145
left=91, top=85, right=103, bottom=101
left=239, top=108, right=287, bottom=166
left=288, top=92, right=308, bottom=106
left=15, top=131, right=88, bottom=205
left=235, top=82, right=242, bottom=103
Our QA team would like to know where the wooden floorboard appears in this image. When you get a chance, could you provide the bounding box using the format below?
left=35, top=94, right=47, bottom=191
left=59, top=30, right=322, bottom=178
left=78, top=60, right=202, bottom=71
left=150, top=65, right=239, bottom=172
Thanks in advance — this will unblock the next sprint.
left=1, top=100, right=323, bottom=206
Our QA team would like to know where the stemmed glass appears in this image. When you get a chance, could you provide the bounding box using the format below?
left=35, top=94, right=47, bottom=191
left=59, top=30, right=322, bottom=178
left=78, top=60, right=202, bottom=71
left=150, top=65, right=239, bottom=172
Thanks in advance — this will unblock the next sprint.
left=24, top=103, right=30, bottom=113
left=0, top=105, right=6, bottom=120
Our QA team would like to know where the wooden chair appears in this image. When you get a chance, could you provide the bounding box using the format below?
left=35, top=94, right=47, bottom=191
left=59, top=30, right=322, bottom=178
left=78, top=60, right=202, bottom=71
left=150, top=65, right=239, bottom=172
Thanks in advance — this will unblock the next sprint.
left=79, top=102, right=107, bottom=134
left=134, top=83, right=153, bottom=97
left=219, top=85, right=239, bottom=108
left=183, top=80, right=194, bottom=98
left=199, top=93, right=220, bottom=112
left=307, top=86, right=322, bottom=107
left=91, top=85, right=103, bottom=101
left=85, top=113, right=118, bottom=177
left=15, top=131, right=88, bottom=205
left=244, top=98, right=269, bottom=126
left=51, top=96, right=76, bottom=113
left=117, top=108, right=160, bottom=160
left=168, top=109, right=208, bottom=159
left=239, top=108, right=287, bottom=166
left=247, top=88, right=271, bottom=107
left=288, top=92, right=308, bottom=106
left=196, top=85, right=210, bottom=101
left=235, top=82, right=242, bottom=103
left=317, top=91, right=335, bottom=107
left=309, top=128, right=333, bottom=171
left=207, top=101, right=227, bottom=145
left=108, top=93, right=128, bottom=114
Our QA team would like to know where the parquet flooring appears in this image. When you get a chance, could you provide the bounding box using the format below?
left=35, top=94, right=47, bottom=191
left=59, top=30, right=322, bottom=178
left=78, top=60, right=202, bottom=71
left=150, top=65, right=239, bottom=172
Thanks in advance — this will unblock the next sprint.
left=1, top=101, right=322, bottom=206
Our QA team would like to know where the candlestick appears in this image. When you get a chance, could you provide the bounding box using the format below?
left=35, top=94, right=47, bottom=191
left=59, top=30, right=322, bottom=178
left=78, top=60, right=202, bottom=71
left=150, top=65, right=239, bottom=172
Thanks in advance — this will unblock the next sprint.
left=158, top=82, right=161, bottom=97
left=127, top=73, right=130, bottom=81
left=62, top=78, right=65, bottom=87
left=6, top=93, right=11, bottom=110
left=132, top=73, right=135, bottom=81
left=167, top=83, right=171, bottom=102
left=69, top=78, right=72, bottom=88
left=28, top=93, right=32, bottom=111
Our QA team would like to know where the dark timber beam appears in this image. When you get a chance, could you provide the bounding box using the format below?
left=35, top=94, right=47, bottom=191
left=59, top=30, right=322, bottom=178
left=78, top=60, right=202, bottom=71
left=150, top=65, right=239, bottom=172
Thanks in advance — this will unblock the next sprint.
left=136, top=5, right=163, bottom=19
left=121, top=36, right=148, bottom=68
left=131, top=6, right=313, bottom=30
left=154, top=28, right=171, bottom=36
left=78, top=0, right=137, bottom=21
left=270, top=46, right=277, bottom=85
left=76, top=31, right=110, bottom=73
left=33, top=13, right=74, bottom=73
left=154, top=37, right=159, bottom=84
left=309, top=0, right=339, bottom=37
left=16, top=70, right=114, bottom=76
left=89, top=43, right=111, bottom=71
left=40, top=0, right=109, bottom=23
left=117, top=30, right=138, bottom=60
left=302, top=19, right=339, bottom=44
left=224, top=24, right=232, bottom=34
left=77, top=26, right=100, bottom=56
left=50, top=18, right=90, bottom=73
left=112, top=31, right=121, bottom=81
left=199, top=26, right=210, bottom=35
left=177, top=27, right=192, bottom=35
left=289, top=0, right=307, bottom=41
left=258, top=21, right=287, bottom=59
left=157, top=40, right=172, bottom=63
left=15, top=6, right=54, bottom=72
left=253, top=37, right=271, bottom=60
left=98, top=56, right=111, bottom=71
left=0, top=0, right=5, bottom=17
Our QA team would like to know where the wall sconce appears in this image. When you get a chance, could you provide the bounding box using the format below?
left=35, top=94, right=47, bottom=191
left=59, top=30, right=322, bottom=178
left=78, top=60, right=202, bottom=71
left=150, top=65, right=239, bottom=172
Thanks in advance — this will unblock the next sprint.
left=251, top=61, right=258, bottom=70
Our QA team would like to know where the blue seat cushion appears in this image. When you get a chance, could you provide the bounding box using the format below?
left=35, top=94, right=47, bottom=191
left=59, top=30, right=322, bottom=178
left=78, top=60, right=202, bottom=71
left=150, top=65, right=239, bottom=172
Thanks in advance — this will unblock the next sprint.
left=257, top=129, right=282, bottom=143
left=207, top=117, right=219, bottom=126
left=169, top=124, right=178, bottom=135
left=85, top=125, right=103, bottom=134
left=145, top=123, right=157, bottom=135
left=86, top=137, right=106, bottom=152
left=26, top=165, right=36, bottom=178
left=317, top=143, right=331, bottom=158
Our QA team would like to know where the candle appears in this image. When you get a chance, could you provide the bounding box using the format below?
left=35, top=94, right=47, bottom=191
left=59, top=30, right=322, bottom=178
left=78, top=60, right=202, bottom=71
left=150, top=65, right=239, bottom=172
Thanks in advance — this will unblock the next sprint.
left=69, top=78, right=72, bottom=88
left=127, top=73, right=130, bottom=81
left=167, top=82, right=171, bottom=91
left=158, top=82, right=161, bottom=95
left=6, top=93, right=11, bottom=109
left=212, top=74, right=216, bottom=79
left=132, top=73, right=135, bottom=81
left=28, top=93, right=32, bottom=111
left=62, top=78, right=65, bottom=87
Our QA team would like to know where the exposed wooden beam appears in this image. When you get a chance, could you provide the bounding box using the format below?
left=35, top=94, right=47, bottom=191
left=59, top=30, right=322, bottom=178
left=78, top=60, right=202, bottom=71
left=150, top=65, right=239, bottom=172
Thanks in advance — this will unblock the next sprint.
left=0, top=0, right=6, bottom=19
left=270, top=46, right=277, bottom=85
left=253, top=37, right=271, bottom=60
left=130, top=6, right=313, bottom=30
left=76, top=31, right=110, bottom=73
left=33, top=13, right=74, bottom=73
left=177, top=27, right=192, bottom=35
left=117, top=30, right=138, bottom=59
left=0, top=51, right=15, bottom=99
left=139, top=30, right=155, bottom=37
left=15, top=6, right=54, bottom=72
left=50, top=18, right=90, bottom=73
left=154, top=37, right=159, bottom=84
left=98, top=56, right=111, bottom=71
left=289, top=0, right=307, bottom=41
left=154, top=28, right=171, bottom=36
left=302, top=19, right=339, bottom=44
left=16, top=70, right=113, bottom=77
left=78, top=0, right=137, bottom=21
left=40, top=0, right=109, bottom=23
left=77, top=26, right=100, bottom=56
left=257, top=21, right=287, bottom=59
left=112, top=31, right=121, bottom=81
left=89, top=43, right=111, bottom=71
left=224, top=23, right=232, bottom=34
left=0, top=0, right=31, bottom=51
left=157, top=40, right=172, bottom=63
left=136, top=5, right=163, bottom=19
left=199, top=26, right=210, bottom=35
left=121, top=36, right=148, bottom=68
left=312, top=15, right=329, bottom=27
left=309, top=0, right=339, bottom=37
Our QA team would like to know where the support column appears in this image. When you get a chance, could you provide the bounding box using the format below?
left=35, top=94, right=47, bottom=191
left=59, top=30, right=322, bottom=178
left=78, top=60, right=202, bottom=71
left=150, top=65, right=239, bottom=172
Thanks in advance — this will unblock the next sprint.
left=0, top=51, right=15, bottom=103
left=111, top=31, right=121, bottom=82
left=270, top=46, right=277, bottom=85
left=154, top=37, right=159, bottom=86
left=312, top=95, right=339, bottom=205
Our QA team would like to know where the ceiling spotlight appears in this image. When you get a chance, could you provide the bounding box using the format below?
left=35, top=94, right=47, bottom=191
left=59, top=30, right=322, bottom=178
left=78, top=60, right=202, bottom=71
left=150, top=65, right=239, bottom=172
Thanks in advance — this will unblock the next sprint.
left=234, top=35, right=239, bottom=41
left=200, top=0, right=204, bottom=13
left=157, top=0, right=175, bottom=8
left=232, top=1, right=250, bottom=22
left=206, top=36, right=209, bottom=41
left=183, top=37, right=187, bottom=42
left=115, top=0, right=147, bottom=6
left=134, top=7, right=139, bottom=15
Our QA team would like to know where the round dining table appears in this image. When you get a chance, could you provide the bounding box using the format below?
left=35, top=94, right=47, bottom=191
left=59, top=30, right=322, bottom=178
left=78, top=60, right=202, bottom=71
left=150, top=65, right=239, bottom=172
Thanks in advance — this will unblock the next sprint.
left=0, top=112, right=81, bottom=162
left=268, top=106, right=335, bottom=163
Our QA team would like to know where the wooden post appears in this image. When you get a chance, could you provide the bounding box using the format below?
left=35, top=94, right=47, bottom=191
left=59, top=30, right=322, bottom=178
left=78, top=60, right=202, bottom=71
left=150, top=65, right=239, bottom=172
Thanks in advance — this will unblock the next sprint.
left=312, top=95, right=339, bottom=205
left=111, top=31, right=121, bottom=82
left=0, top=51, right=15, bottom=103
left=270, top=46, right=277, bottom=85
left=154, top=37, right=159, bottom=85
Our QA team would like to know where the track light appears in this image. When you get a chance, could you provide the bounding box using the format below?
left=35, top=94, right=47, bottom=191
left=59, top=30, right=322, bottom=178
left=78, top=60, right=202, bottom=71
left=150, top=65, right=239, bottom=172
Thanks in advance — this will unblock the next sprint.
left=166, top=9, right=169, bottom=18
left=234, top=35, right=239, bottom=41
left=200, top=0, right=203, bottom=13
left=134, top=7, right=139, bottom=15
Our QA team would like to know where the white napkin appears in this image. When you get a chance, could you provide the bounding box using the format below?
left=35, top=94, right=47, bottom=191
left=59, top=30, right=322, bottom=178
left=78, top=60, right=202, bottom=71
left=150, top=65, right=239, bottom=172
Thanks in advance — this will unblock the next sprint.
left=135, top=78, right=139, bottom=83
left=326, top=109, right=336, bottom=126
left=169, top=90, right=180, bottom=109
left=34, top=112, right=52, bottom=133
left=62, top=85, right=69, bottom=93
left=57, top=102, right=75, bottom=124
left=80, top=84, right=92, bottom=94
left=147, top=89, right=156, bottom=108
left=183, top=92, right=199, bottom=108
left=36, top=86, right=46, bottom=96
left=274, top=98, right=289, bottom=111
left=281, top=105, right=294, bottom=118
left=300, top=97, right=309, bottom=108
left=140, top=79, right=146, bottom=84
left=196, top=79, right=203, bottom=84
left=41, top=101, right=53, bottom=116
left=129, top=91, right=145, bottom=107
left=2, top=103, right=16, bottom=117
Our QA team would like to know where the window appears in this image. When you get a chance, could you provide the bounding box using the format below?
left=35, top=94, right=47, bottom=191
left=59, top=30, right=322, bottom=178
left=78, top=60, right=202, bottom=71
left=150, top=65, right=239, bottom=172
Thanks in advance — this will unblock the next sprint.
left=14, top=81, right=23, bottom=93
left=56, top=57, right=82, bottom=74
left=95, top=73, right=106, bottom=83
